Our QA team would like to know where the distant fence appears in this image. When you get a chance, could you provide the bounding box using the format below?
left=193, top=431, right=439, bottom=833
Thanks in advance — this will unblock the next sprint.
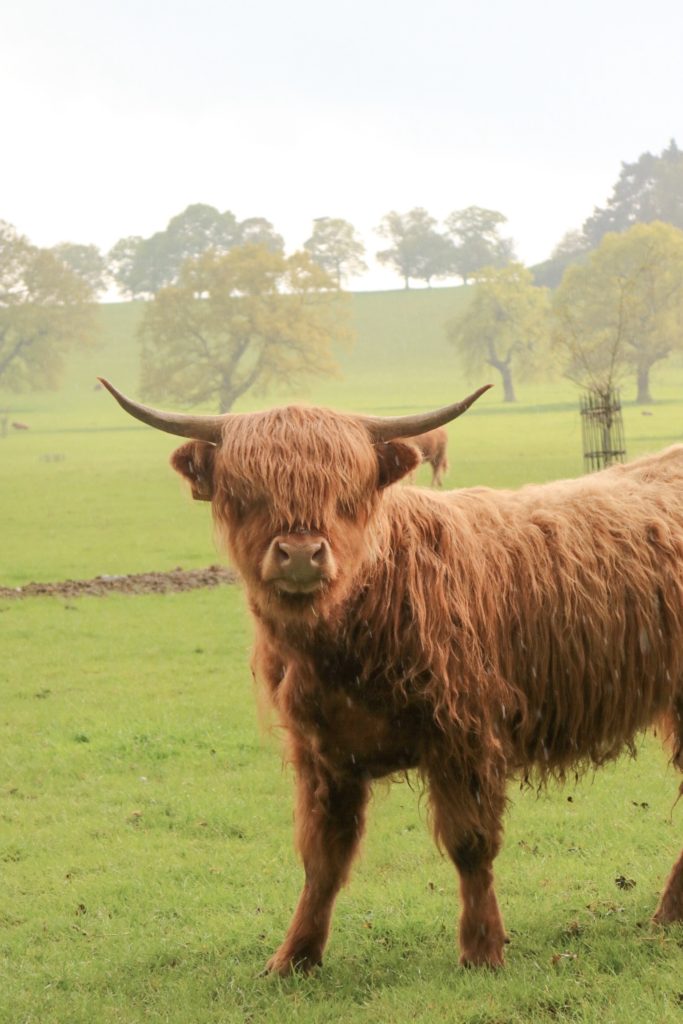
left=580, top=387, right=626, bottom=472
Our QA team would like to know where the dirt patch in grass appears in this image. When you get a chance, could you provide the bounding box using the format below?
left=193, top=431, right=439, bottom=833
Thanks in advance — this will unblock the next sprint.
left=0, top=565, right=238, bottom=599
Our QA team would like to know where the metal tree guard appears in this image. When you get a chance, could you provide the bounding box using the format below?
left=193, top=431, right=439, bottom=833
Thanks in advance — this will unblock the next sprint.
left=580, top=386, right=626, bottom=472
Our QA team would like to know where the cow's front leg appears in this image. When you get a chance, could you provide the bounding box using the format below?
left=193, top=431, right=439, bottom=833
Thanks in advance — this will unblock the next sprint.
left=266, top=752, right=370, bottom=975
left=427, top=762, right=507, bottom=968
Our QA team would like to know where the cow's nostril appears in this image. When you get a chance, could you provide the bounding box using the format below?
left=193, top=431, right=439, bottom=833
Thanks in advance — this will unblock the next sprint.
left=277, top=543, right=292, bottom=565
left=311, top=543, right=325, bottom=565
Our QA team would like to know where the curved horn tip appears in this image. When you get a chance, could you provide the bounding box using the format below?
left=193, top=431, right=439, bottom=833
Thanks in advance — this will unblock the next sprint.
left=96, top=377, right=226, bottom=443
left=457, top=383, right=494, bottom=411
left=97, top=377, right=125, bottom=402
left=360, top=383, right=493, bottom=443
left=98, top=377, right=129, bottom=402
left=97, top=377, right=136, bottom=410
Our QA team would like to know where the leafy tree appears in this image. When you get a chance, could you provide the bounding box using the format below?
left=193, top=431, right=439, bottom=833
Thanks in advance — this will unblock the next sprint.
left=139, top=244, right=350, bottom=413
left=444, top=206, right=515, bottom=284
left=110, top=204, right=239, bottom=297
left=376, top=208, right=453, bottom=288
left=50, top=242, right=107, bottom=295
left=108, top=204, right=283, bottom=298
left=107, top=233, right=166, bottom=298
left=238, top=217, right=284, bottom=252
left=0, top=221, right=95, bottom=391
left=583, top=140, right=683, bottom=247
left=552, top=221, right=683, bottom=403
left=165, top=203, right=241, bottom=256
left=537, top=142, right=683, bottom=288
left=532, top=230, right=590, bottom=288
left=303, top=217, right=367, bottom=286
left=447, top=263, right=550, bottom=402
left=107, top=236, right=144, bottom=298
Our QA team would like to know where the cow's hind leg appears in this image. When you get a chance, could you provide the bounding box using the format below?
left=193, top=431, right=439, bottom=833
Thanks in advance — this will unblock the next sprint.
left=653, top=702, right=683, bottom=924
left=427, top=761, right=508, bottom=967
left=266, top=753, right=370, bottom=975
left=433, top=452, right=447, bottom=487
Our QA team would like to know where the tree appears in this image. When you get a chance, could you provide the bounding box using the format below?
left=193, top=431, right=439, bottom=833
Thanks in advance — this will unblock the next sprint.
left=108, top=204, right=239, bottom=298
left=552, top=221, right=683, bottom=403
left=583, top=140, right=683, bottom=247
left=0, top=221, right=95, bottom=391
left=108, top=204, right=284, bottom=298
left=447, top=263, right=550, bottom=402
left=139, top=244, right=350, bottom=413
left=536, top=141, right=683, bottom=289
left=238, top=217, right=284, bottom=252
left=444, top=206, right=515, bottom=284
left=50, top=242, right=108, bottom=295
left=303, top=217, right=367, bottom=286
left=376, top=208, right=453, bottom=288
left=532, top=230, right=590, bottom=288
left=107, top=232, right=168, bottom=298
left=107, top=235, right=144, bottom=298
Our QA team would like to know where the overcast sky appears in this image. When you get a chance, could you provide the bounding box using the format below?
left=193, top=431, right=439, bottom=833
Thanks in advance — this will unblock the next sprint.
left=2, top=0, right=682, bottom=289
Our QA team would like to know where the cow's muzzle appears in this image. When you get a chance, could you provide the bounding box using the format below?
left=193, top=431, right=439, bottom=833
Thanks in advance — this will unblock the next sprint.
left=261, top=534, right=334, bottom=594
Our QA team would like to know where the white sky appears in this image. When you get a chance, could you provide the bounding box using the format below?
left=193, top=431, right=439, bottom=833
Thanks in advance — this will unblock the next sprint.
left=2, top=0, right=683, bottom=290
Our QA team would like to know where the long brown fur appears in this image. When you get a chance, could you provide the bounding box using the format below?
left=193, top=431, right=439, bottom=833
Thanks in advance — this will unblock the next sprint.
left=165, top=405, right=683, bottom=973
left=406, top=427, right=449, bottom=486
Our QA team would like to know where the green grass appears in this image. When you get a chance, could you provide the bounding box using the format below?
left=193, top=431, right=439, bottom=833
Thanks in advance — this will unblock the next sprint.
left=1, top=290, right=683, bottom=1022
left=2, top=591, right=682, bottom=1023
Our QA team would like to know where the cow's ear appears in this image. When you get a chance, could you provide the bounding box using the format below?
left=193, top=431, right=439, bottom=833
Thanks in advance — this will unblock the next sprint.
left=170, top=441, right=216, bottom=501
left=375, top=440, right=421, bottom=489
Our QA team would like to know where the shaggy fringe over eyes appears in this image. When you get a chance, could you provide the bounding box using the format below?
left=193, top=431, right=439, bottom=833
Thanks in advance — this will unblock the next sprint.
left=213, top=406, right=380, bottom=529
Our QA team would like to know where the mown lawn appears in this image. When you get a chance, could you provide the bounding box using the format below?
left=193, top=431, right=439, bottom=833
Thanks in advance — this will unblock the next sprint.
left=1, top=289, right=683, bottom=1022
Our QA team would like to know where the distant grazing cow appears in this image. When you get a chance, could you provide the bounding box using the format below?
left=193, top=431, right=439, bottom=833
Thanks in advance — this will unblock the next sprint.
left=11, top=421, right=29, bottom=430
left=406, top=426, right=449, bottom=486
left=101, top=377, right=683, bottom=974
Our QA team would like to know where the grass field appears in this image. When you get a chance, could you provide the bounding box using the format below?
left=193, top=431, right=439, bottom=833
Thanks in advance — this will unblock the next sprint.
left=2, top=289, right=683, bottom=1022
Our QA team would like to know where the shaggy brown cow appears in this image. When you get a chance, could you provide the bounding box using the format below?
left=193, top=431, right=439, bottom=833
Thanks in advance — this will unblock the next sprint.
left=406, top=426, right=449, bottom=486
left=100, top=378, right=683, bottom=974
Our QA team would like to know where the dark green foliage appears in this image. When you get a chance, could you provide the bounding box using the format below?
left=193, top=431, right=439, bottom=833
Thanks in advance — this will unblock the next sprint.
left=376, top=208, right=454, bottom=288
left=50, top=242, right=108, bottom=295
left=303, top=217, right=367, bottom=286
left=108, top=204, right=285, bottom=297
left=0, top=221, right=96, bottom=391
left=444, top=206, right=516, bottom=284
left=583, top=139, right=683, bottom=246
left=538, top=141, right=683, bottom=287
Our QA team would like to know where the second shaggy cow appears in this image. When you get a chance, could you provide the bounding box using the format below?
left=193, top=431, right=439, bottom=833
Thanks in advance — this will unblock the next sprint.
left=406, top=426, right=449, bottom=486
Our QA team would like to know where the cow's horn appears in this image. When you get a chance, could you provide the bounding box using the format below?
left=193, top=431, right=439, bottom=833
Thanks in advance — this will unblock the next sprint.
left=98, top=378, right=227, bottom=443
left=360, top=385, right=492, bottom=442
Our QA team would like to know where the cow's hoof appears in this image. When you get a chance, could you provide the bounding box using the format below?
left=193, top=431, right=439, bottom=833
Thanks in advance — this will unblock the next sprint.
left=460, top=942, right=505, bottom=969
left=460, top=952, right=505, bottom=969
left=652, top=902, right=683, bottom=925
left=264, top=949, right=323, bottom=976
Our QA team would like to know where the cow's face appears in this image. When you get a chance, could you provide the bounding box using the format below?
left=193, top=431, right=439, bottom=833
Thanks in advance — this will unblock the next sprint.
left=171, top=406, right=420, bottom=625
left=98, top=377, right=490, bottom=626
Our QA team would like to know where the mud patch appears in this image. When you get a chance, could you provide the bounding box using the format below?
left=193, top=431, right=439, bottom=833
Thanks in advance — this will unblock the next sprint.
left=0, top=565, right=238, bottom=600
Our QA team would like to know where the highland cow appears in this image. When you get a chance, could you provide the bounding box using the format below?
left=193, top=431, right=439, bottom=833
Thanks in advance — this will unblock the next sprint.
left=406, top=426, right=449, bottom=486
left=100, top=378, right=683, bottom=973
